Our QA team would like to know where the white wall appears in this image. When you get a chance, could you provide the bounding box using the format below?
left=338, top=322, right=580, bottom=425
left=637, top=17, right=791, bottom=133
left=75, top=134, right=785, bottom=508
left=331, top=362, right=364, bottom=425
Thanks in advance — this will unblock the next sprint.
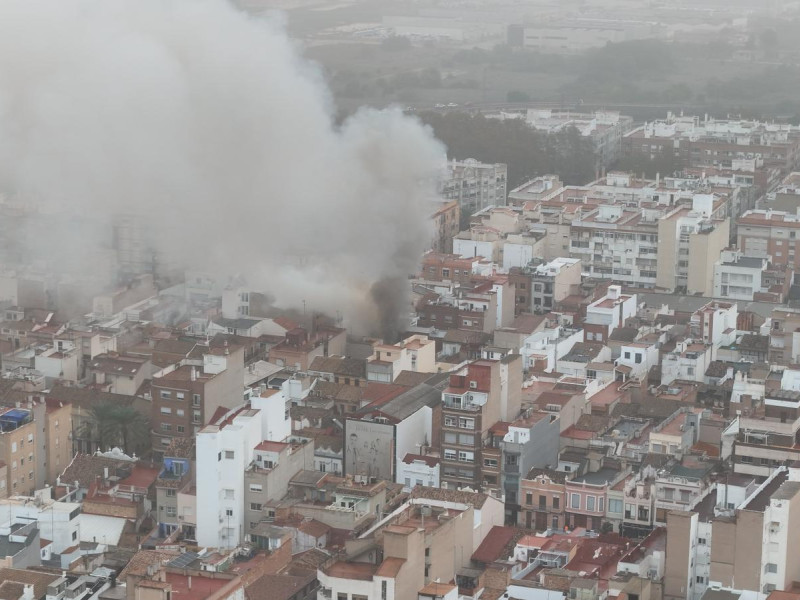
left=196, top=409, right=263, bottom=548
left=503, top=243, right=533, bottom=270
left=395, top=407, right=433, bottom=477
left=453, top=238, right=494, bottom=261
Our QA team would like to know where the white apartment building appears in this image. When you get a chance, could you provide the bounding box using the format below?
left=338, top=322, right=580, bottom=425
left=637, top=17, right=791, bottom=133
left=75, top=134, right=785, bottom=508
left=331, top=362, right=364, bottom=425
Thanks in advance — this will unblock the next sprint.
left=0, top=494, right=81, bottom=554
left=583, top=285, right=637, bottom=344
left=713, top=250, right=768, bottom=301
left=439, top=158, right=508, bottom=214
left=661, top=340, right=713, bottom=386
left=196, top=387, right=290, bottom=549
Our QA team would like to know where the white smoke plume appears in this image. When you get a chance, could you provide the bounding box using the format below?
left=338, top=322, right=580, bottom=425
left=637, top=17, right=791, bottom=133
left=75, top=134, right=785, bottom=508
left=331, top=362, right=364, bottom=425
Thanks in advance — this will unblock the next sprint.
left=0, top=0, right=444, bottom=337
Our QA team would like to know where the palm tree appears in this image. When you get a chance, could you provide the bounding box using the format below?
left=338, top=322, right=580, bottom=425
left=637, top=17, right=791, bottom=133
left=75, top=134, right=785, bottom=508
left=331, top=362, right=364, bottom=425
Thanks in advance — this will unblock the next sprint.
left=81, top=403, right=119, bottom=453
left=112, top=405, right=150, bottom=456
left=82, top=402, right=150, bottom=456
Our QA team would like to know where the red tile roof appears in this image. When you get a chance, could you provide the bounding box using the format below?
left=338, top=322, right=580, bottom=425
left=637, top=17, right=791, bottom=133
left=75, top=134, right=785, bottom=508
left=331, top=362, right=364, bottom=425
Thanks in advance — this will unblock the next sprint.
left=471, top=526, right=516, bottom=563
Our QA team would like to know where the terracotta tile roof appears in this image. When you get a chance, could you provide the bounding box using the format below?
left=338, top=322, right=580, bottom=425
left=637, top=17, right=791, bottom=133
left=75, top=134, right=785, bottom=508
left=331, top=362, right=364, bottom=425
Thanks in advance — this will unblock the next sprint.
left=410, top=485, right=490, bottom=508
left=375, top=556, right=405, bottom=578
left=472, top=526, right=517, bottom=563
left=119, top=549, right=180, bottom=579
left=60, top=454, right=137, bottom=489
left=402, top=453, right=439, bottom=468
left=0, top=568, right=60, bottom=600
left=245, top=572, right=315, bottom=600
left=297, top=519, right=330, bottom=539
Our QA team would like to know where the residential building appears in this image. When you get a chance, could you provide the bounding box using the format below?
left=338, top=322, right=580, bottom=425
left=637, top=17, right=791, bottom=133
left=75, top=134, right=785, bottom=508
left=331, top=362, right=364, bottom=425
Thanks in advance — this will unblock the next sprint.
left=768, top=307, right=800, bottom=365
left=43, top=398, right=71, bottom=486
left=345, top=375, right=447, bottom=483
left=86, top=353, right=151, bottom=395
left=738, top=209, right=800, bottom=271
left=268, top=326, right=347, bottom=372
left=508, top=175, right=563, bottom=208
left=494, top=410, right=560, bottom=520
left=440, top=359, right=521, bottom=491
left=661, top=341, right=713, bottom=386
left=0, top=405, right=40, bottom=496
left=243, top=438, right=315, bottom=532
left=195, top=387, right=291, bottom=548
left=530, top=257, right=582, bottom=313
left=583, top=285, right=637, bottom=344
left=520, top=468, right=568, bottom=530
left=565, top=466, right=627, bottom=531
left=150, top=338, right=245, bottom=455
left=439, top=158, right=508, bottom=214
left=420, top=252, right=481, bottom=285
left=624, top=115, right=800, bottom=176
left=713, top=251, right=769, bottom=301
left=431, top=199, right=460, bottom=253
left=523, top=109, right=634, bottom=168
left=0, top=495, right=81, bottom=554
left=656, top=200, right=731, bottom=295
left=366, top=335, right=436, bottom=383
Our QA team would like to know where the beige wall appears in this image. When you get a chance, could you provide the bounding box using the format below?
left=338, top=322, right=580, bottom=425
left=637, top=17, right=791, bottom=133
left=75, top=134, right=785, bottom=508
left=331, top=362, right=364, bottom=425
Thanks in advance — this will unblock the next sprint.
left=45, top=402, right=72, bottom=485
left=782, top=490, right=800, bottom=589
left=656, top=216, right=679, bottom=291
left=554, top=261, right=582, bottom=303
left=385, top=527, right=425, bottom=600
left=0, top=420, right=38, bottom=496
left=710, top=510, right=763, bottom=591
left=427, top=507, right=475, bottom=584
left=688, top=219, right=730, bottom=296
left=664, top=511, right=693, bottom=600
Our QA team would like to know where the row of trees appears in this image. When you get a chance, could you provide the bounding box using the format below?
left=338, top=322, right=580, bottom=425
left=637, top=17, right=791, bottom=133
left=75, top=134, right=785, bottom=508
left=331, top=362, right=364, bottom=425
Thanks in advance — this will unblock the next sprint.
left=417, top=112, right=597, bottom=189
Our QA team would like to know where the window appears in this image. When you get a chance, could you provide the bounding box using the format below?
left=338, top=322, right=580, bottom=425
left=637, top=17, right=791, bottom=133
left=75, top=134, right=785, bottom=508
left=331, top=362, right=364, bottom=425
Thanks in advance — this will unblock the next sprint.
left=698, top=537, right=707, bottom=545
left=405, top=477, right=411, bottom=487
left=225, top=450, right=235, bottom=460
left=571, top=494, right=580, bottom=509
left=160, top=423, right=172, bottom=432
left=193, top=410, right=201, bottom=424
left=444, top=416, right=457, bottom=427
left=72, top=531, right=77, bottom=541
left=166, top=489, right=177, bottom=497
left=635, top=354, right=642, bottom=364
left=225, top=509, right=233, bottom=517
left=176, top=392, right=185, bottom=400
left=177, top=425, right=185, bottom=433
left=766, top=563, right=778, bottom=574
left=166, top=506, right=177, bottom=517
left=176, top=409, right=185, bottom=417
left=696, top=576, right=705, bottom=584
left=249, top=484, right=263, bottom=492
left=444, top=449, right=457, bottom=461
left=250, top=503, right=263, bottom=511
left=624, top=351, right=631, bottom=359
left=598, top=497, right=604, bottom=513
left=224, top=489, right=234, bottom=499
left=160, top=407, right=172, bottom=415
left=586, top=496, right=596, bottom=512
left=192, top=394, right=201, bottom=406
left=553, top=496, right=560, bottom=510
left=484, top=458, right=498, bottom=468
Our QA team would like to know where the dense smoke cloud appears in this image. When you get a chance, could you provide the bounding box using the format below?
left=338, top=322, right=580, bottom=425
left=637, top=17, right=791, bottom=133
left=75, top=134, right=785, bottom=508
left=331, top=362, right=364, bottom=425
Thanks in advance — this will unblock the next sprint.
left=0, top=0, right=444, bottom=337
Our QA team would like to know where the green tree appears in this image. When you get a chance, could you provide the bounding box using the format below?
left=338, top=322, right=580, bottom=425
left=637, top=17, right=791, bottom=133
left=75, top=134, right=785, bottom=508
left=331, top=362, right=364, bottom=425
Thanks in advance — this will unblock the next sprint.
left=82, top=402, right=150, bottom=456
left=506, top=90, right=530, bottom=102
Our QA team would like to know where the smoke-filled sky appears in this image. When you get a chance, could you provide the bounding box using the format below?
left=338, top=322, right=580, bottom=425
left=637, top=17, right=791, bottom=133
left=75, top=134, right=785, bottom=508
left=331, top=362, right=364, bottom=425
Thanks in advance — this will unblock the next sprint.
left=0, top=0, right=444, bottom=336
